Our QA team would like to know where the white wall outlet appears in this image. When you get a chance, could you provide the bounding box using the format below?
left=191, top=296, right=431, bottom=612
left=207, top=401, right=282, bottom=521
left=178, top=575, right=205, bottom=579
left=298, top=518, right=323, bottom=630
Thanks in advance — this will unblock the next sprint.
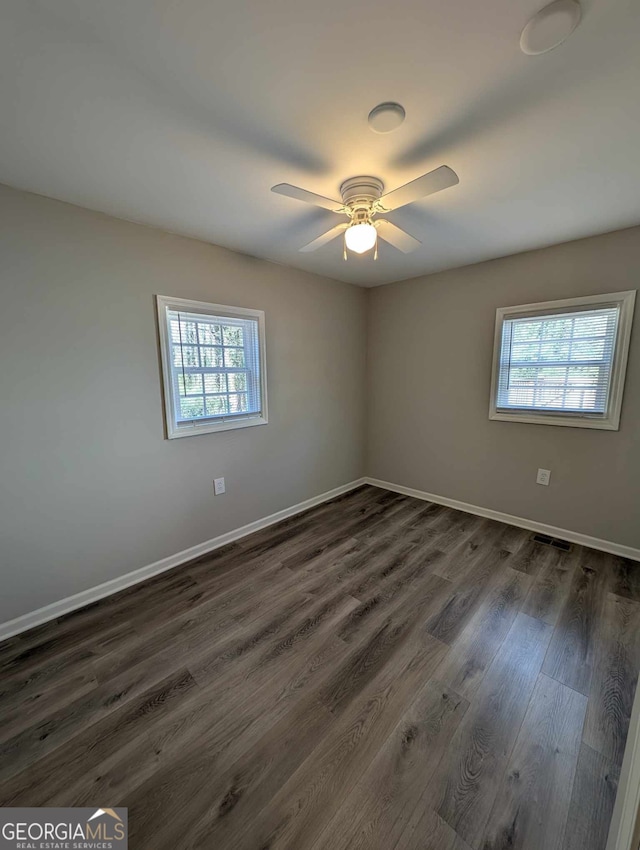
left=536, top=468, right=551, bottom=486
left=214, top=477, right=226, bottom=495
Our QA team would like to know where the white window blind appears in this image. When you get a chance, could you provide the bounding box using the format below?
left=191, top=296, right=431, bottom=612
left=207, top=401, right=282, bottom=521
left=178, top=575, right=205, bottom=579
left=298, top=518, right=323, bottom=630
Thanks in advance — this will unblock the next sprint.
left=169, top=310, right=262, bottom=423
left=156, top=296, right=267, bottom=438
left=496, top=306, right=620, bottom=415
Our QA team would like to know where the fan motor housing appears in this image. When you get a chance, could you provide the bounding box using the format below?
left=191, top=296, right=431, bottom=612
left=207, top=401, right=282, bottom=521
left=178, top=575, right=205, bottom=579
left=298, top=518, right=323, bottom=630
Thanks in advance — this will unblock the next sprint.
left=340, top=176, right=384, bottom=211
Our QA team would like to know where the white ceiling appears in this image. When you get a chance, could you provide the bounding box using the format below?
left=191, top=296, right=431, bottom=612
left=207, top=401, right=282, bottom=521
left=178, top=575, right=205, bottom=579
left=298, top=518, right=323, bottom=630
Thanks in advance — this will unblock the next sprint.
left=0, top=0, right=638, bottom=286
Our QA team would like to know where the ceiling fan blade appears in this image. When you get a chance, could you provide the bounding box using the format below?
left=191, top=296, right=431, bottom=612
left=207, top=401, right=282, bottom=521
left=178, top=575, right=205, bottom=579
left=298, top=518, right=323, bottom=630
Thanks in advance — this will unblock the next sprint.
left=271, top=183, right=344, bottom=213
left=299, top=223, right=348, bottom=252
left=376, top=220, right=421, bottom=253
left=377, top=165, right=459, bottom=212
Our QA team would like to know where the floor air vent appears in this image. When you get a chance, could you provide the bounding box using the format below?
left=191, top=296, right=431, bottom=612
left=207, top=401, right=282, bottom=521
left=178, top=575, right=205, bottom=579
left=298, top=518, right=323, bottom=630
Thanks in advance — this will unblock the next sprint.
left=532, top=533, right=572, bottom=552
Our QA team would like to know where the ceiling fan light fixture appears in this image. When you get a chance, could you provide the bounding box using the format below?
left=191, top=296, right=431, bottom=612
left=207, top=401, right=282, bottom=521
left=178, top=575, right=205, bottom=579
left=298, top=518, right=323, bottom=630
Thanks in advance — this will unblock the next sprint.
left=273, top=166, right=458, bottom=255
left=344, top=222, right=377, bottom=254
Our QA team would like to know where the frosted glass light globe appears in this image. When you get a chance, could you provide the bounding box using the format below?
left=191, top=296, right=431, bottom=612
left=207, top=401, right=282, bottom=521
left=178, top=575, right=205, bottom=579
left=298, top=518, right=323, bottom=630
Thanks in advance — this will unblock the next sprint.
left=345, top=223, right=377, bottom=254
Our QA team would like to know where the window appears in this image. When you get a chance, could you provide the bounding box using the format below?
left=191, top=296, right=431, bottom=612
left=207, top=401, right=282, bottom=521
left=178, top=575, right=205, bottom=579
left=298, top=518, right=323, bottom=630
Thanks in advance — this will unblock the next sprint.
left=156, top=295, right=267, bottom=438
left=489, top=291, right=635, bottom=430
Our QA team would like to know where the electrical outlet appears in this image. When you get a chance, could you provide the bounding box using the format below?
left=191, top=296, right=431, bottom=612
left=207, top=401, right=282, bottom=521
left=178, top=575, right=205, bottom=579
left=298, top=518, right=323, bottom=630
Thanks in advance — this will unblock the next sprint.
left=536, top=468, right=551, bottom=486
left=214, top=477, right=226, bottom=495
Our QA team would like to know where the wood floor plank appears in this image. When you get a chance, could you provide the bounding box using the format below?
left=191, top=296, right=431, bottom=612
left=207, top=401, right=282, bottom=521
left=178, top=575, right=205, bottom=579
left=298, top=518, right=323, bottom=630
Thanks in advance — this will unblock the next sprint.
left=321, top=573, right=451, bottom=716
left=43, top=572, right=198, bottom=647
left=520, top=546, right=578, bottom=625
left=92, top=565, right=318, bottom=681
left=505, top=538, right=553, bottom=577
left=0, top=642, right=104, bottom=720
left=496, top=523, right=530, bottom=556
left=62, top=630, right=349, bottom=812
left=479, top=673, right=587, bottom=850
left=0, top=634, right=30, bottom=665
left=425, top=546, right=510, bottom=646
left=608, top=556, right=640, bottom=603
left=334, top=551, right=450, bottom=646
left=0, top=666, right=98, bottom=745
left=320, top=607, right=439, bottom=717
left=160, top=694, right=338, bottom=849
left=186, top=544, right=293, bottom=595
left=309, top=679, right=469, bottom=850
left=288, top=536, right=363, bottom=591
left=541, top=551, right=609, bottom=695
left=583, top=592, right=640, bottom=766
left=92, top=559, right=300, bottom=681
left=345, top=498, right=443, bottom=549
left=224, top=632, right=449, bottom=850
left=192, top=488, right=386, bottom=580
left=434, top=567, right=531, bottom=699
left=433, top=519, right=508, bottom=582
left=190, top=584, right=357, bottom=690
left=0, top=667, right=199, bottom=805
left=0, top=649, right=200, bottom=782
left=435, top=613, right=553, bottom=849
left=394, top=808, right=472, bottom=850
left=431, top=513, right=485, bottom=557
left=307, top=533, right=433, bottom=609
left=0, top=616, right=138, bottom=683
left=563, top=743, right=620, bottom=850
left=42, top=581, right=355, bottom=809
left=300, top=524, right=448, bottom=616
left=124, top=689, right=336, bottom=850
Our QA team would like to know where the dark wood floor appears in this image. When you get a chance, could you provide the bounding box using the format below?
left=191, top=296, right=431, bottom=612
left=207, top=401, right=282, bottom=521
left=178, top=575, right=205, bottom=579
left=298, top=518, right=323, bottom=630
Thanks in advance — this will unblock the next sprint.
left=1, top=485, right=639, bottom=850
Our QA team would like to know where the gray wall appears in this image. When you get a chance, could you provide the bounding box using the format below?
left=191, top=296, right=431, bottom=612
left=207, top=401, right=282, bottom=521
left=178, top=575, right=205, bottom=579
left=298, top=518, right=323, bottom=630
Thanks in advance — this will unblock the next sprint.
left=367, top=226, right=640, bottom=549
left=0, top=185, right=367, bottom=623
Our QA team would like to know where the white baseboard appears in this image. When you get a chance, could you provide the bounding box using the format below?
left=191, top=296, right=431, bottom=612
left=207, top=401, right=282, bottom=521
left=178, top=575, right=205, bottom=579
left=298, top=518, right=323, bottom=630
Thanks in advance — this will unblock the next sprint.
left=0, top=478, right=367, bottom=642
left=365, top=477, right=640, bottom=562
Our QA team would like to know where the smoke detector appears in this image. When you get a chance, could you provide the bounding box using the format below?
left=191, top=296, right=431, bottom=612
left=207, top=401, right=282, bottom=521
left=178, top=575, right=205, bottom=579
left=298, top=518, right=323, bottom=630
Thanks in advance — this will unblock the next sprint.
left=368, top=102, right=406, bottom=133
left=520, top=0, right=582, bottom=55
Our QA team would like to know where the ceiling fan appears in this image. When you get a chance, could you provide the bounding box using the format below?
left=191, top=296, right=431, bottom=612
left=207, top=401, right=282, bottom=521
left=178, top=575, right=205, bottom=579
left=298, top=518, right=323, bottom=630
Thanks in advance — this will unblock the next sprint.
left=271, top=165, right=459, bottom=259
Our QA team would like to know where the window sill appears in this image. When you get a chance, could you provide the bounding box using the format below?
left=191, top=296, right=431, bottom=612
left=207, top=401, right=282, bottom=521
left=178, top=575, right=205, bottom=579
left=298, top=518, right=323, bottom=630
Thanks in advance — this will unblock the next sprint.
left=167, top=414, right=268, bottom=439
left=489, top=410, right=619, bottom=430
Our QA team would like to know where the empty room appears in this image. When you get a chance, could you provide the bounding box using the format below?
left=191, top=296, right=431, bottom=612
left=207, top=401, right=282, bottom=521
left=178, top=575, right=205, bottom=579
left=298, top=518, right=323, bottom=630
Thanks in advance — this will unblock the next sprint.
left=1, top=0, right=639, bottom=848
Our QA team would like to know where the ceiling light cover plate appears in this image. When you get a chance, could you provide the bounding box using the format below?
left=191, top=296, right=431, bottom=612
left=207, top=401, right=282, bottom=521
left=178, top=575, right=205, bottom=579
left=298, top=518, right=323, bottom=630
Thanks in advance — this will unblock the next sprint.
left=520, top=0, right=581, bottom=55
left=368, top=102, right=406, bottom=133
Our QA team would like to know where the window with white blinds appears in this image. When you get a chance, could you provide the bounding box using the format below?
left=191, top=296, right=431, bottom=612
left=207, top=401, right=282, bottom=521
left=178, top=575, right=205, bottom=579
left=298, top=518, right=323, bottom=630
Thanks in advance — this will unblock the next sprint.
left=489, top=291, right=635, bottom=430
left=156, top=296, right=267, bottom=438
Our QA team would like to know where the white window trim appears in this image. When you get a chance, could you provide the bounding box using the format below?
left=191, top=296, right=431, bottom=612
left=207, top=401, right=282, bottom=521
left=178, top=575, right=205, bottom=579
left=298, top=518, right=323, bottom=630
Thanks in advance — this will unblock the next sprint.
left=156, top=295, right=268, bottom=439
left=489, top=290, right=636, bottom=430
